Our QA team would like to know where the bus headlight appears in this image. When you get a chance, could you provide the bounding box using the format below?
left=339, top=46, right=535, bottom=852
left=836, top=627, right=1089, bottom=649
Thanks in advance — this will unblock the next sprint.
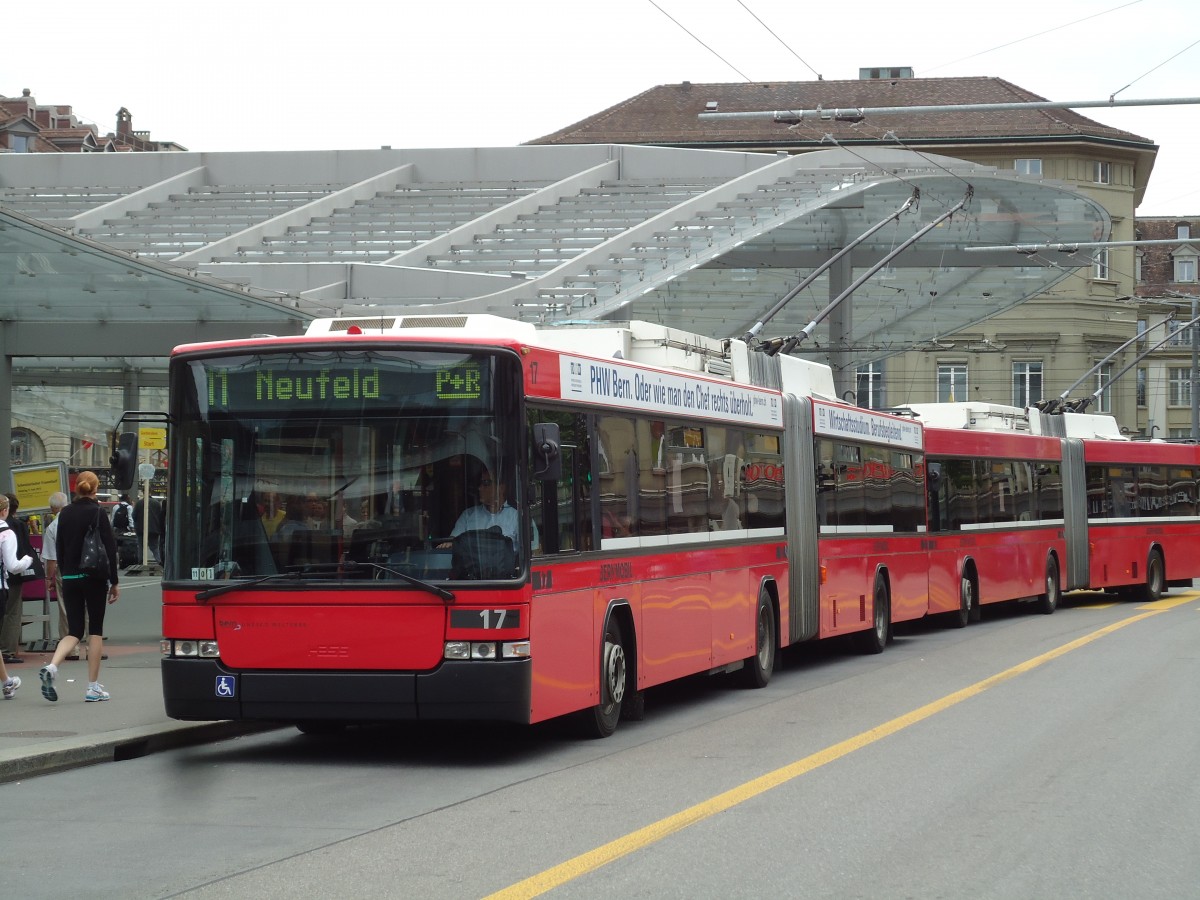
left=163, top=639, right=221, bottom=658
left=501, top=641, right=530, bottom=659
left=444, top=641, right=530, bottom=660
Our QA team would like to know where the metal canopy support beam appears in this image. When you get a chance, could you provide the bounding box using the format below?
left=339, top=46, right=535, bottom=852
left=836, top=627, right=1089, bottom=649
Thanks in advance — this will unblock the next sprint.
left=829, top=255, right=853, bottom=401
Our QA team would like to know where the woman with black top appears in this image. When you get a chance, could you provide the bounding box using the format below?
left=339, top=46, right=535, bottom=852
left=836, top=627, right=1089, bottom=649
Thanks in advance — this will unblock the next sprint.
left=39, top=471, right=120, bottom=703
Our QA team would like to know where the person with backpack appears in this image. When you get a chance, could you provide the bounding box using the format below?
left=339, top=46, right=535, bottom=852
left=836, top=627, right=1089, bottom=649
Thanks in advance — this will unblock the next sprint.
left=111, top=494, right=133, bottom=532
left=0, top=493, right=33, bottom=698
left=39, top=471, right=120, bottom=703
left=1, top=492, right=40, bottom=664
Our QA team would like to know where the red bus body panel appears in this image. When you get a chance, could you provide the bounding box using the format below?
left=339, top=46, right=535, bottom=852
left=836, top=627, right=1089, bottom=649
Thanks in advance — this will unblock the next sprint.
left=1082, top=439, right=1200, bottom=589
left=923, top=427, right=1068, bottom=608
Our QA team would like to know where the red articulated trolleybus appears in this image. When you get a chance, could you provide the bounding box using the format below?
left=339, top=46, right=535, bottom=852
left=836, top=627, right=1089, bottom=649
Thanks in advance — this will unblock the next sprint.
left=900, top=401, right=1200, bottom=611
left=148, top=315, right=1199, bottom=736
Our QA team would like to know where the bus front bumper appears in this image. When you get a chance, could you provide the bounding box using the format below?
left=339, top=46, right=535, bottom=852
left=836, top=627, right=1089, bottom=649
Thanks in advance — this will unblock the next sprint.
left=161, top=657, right=533, bottom=724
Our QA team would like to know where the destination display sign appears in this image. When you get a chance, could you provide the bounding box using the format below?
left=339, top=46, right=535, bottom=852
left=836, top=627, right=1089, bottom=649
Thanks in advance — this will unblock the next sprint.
left=813, top=400, right=923, bottom=451
left=557, top=355, right=781, bottom=427
left=193, top=353, right=493, bottom=413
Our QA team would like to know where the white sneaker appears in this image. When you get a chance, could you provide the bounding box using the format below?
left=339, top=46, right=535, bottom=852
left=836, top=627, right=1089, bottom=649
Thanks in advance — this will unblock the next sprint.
left=85, top=684, right=110, bottom=702
left=2, top=676, right=19, bottom=699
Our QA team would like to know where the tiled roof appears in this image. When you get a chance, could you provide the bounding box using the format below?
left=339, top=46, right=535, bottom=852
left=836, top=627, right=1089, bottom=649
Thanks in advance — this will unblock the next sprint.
left=527, top=77, right=1154, bottom=148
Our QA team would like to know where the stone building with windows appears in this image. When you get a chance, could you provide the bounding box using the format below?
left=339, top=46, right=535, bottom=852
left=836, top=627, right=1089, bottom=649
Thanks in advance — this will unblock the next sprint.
left=528, top=71, right=1165, bottom=434
left=1133, top=216, right=1200, bottom=438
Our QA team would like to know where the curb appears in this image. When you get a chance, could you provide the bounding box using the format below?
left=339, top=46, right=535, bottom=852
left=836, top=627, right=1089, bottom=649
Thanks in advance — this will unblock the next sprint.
left=0, top=720, right=281, bottom=784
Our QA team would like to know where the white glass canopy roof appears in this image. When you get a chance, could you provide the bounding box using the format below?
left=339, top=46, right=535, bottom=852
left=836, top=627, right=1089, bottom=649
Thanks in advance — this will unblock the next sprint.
left=1, top=143, right=1107, bottom=438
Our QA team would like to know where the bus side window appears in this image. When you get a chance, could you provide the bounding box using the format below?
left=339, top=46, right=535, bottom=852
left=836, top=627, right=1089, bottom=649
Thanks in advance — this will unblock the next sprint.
left=528, top=409, right=591, bottom=554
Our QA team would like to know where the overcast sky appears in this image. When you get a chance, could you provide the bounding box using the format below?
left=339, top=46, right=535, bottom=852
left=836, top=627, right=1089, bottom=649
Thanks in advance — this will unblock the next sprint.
left=5, top=0, right=1197, bottom=214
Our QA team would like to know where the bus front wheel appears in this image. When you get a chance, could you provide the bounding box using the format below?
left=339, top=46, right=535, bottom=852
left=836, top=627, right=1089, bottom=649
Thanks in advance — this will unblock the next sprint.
left=578, top=616, right=627, bottom=738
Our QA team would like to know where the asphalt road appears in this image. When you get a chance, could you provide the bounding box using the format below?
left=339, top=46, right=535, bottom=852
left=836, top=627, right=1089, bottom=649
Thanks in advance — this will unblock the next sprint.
left=3, top=590, right=1197, bottom=899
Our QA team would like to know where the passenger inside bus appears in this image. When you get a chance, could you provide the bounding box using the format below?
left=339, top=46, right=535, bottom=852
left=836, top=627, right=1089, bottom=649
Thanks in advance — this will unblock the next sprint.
left=272, top=495, right=313, bottom=567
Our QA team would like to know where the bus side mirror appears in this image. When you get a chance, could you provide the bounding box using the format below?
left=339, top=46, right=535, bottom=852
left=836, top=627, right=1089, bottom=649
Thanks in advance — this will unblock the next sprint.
left=532, top=423, right=562, bottom=480
left=110, top=431, right=138, bottom=491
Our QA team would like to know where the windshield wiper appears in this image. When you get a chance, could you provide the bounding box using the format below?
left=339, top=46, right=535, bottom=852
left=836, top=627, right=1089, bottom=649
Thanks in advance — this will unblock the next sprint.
left=342, top=560, right=456, bottom=603
left=195, top=570, right=304, bottom=602
left=194, top=561, right=455, bottom=603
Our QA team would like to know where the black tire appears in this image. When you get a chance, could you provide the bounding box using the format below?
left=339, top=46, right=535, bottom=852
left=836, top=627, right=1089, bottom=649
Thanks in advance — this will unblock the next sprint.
left=946, top=574, right=974, bottom=628
left=1036, top=556, right=1061, bottom=615
left=1134, top=550, right=1165, bottom=602
left=856, top=576, right=890, bottom=655
left=739, top=589, right=777, bottom=688
left=578, top=616, right=627, bottom=738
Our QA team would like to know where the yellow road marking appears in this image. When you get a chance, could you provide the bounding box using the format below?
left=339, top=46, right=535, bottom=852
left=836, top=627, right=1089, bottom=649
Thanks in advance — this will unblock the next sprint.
left=487, top=609, right=1166, bottom=899
left=1138, top=593, right=1200, bottom=610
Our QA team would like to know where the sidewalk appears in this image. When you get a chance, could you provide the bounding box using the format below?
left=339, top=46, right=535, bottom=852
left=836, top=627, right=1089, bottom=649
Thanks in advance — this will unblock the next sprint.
left=0, top=574, right=275, bottom=784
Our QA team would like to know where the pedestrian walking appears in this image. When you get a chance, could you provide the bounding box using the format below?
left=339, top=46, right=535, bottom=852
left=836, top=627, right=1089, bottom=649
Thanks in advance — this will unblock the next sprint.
left=40, top=491, right=74, bottom=649
left=39, top=471, right=120, bottom=703
left=133, top=493, right=165, bottom=566
left=0, top=494, right=33, bottom=699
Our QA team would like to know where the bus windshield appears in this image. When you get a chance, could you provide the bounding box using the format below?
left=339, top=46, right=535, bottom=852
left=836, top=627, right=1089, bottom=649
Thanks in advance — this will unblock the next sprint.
left=168, top=346, right=526, bottom=584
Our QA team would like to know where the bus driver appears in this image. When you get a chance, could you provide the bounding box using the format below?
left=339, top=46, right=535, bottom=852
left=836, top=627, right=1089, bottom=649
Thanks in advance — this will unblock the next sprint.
left=438, top=468, right=538, bottom=551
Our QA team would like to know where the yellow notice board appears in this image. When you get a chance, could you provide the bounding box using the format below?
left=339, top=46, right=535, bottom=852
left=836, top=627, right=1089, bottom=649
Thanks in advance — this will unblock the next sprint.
left=139, top=427, right=167, bottom=451
left=10, top=462, right=69, bottom=514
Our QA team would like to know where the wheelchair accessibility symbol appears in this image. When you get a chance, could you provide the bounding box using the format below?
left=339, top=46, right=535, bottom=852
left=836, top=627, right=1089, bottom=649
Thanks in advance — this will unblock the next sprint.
left=215, top=675, right=236, bottom=699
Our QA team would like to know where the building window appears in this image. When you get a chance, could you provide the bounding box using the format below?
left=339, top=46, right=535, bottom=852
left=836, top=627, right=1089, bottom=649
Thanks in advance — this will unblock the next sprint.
left=1169, top=367, right=1193, bottom=407
left=1135, top=251, right=1143, bottom=282
left=1137, top=367, right=1147, bottom=407
left=1174, top=255, right=1197, bottom=283
left=1014, top=158, right=1042, bottom=176
left=1013, top=361, right=1043, bottom=407
left=856, top=362, right=885, bottom=409
left=1169, top=427, right=1194, bottom=439
left=1094, top=363, right=1113, bottom=413
left=1093, top=161, right=1112, bottom=184
left=938, top=364, right=967, bottom=402
left=1169, top=319, right=1199, bottom=347
left=1178, top=223, right=1191, bottom=240
left=10, top=427, right=45, bottom=465
left=11, top=134, right=29, bottom=153
left=1093, top=248, right=1110, bottom=280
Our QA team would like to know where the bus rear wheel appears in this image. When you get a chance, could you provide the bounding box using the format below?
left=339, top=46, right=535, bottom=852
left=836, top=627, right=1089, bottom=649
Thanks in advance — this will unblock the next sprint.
left=739, top=589, right=776, bottom=688
left=1036, top=556, right=1060, bottom=615
left=856, top=577, right=890, bottom=655
left=578, top=616, right=627, bottom=738
left=946, top=574, right=974, bottom=628
left=1134, top=550, right=1165, bottom=602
